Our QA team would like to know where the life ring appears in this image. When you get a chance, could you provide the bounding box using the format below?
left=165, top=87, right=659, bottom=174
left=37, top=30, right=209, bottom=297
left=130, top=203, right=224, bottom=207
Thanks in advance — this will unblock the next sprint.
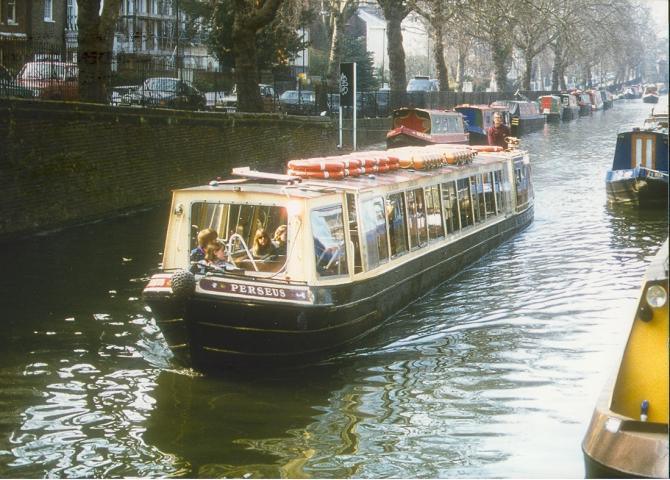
left=287, top=169, right=346, bottom=180
left=470, top=145, right=503, bottom=152
left=288, top=158, right=360, bottom=172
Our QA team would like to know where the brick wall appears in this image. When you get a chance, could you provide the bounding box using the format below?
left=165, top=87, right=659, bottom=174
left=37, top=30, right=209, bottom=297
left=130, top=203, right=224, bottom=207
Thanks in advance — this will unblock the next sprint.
left=0, top=99, right=389, bottom=238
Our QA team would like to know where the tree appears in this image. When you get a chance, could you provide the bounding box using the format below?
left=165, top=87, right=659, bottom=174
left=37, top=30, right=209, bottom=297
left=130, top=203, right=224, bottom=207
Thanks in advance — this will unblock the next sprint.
left=77, top=0, right=122, bottom=103
left=318, top=0, right=359, bottom=82
left=208, top=0, right=306, bottom=112
left=377, top=0, right=411, bottom=107
left=460, top=0, right=518, bottom=92
left=338, top=34, right=379, bottom=91
left=411, top=0, right=462, bottom=92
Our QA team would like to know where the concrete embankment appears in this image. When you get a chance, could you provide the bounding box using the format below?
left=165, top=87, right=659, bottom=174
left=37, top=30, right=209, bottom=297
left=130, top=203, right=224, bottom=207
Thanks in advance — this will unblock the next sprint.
left=0, top=99, right=388, bottom=239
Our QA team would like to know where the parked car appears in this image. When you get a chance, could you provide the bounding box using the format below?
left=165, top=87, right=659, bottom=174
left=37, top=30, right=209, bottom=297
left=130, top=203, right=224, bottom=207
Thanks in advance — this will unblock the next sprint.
left=406, top=75, right=439, bottom=92
left=279, top=90, right=316, bottom=115
left=213, top=84, right=277, bottom=112
left=204, top=91, right=228, bottom=110
left=111, top=85, right=141, bottom=106
left=0, top=64, right=34, bottom=98
left=16, top=61, right=78, bottom=100
left=138, top=77, right=206, bottom=110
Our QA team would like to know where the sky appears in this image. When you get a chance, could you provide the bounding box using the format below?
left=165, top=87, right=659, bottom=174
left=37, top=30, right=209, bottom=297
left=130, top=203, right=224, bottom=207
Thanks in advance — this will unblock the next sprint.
left=645, top=0, right=669, bottom=36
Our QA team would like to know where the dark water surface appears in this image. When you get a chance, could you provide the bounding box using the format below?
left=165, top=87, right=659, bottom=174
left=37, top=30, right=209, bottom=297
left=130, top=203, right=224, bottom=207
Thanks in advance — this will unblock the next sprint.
left=0, top=101, right=667, bottom=478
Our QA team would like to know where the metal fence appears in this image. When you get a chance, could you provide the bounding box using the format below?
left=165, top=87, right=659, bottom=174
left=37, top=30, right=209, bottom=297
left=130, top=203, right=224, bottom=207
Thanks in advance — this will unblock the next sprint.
left=1, top=40, right=560, bottom=116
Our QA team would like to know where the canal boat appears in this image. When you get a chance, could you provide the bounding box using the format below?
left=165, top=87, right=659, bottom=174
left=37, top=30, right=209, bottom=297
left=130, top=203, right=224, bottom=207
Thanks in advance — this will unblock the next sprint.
left=538, top=95, right=564, bottom=122
left=559, top=93, right=580, bottom=121
left=587, top=89, right=604, bottom=111
left=490, top=100, right=545, bottom=136
left=582, top=238, right=669, bottom=479
left=605, top=119, right=668, bottom=207
left=600, top=89, right=614, bottom=110
left=454, top=104, right=512, bottom=145
left=642, top=84, right=659, bottom=104
left=386, top=108, right=469, bottom=148
left=142, top=144, right=534, bottom=371
left=573, top=90, right=593, bottom=116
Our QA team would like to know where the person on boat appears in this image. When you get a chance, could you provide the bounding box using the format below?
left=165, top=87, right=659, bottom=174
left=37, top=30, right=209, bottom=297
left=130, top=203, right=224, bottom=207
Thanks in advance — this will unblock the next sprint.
left=204, top=239, right=228, bottom=266
left=487, top=112, right=511, bottom=149
left=190, top=228, right=218, bottom=262
left=272, top=225, right=287, bottom=255
left=252, top=228, right=276, bottom=258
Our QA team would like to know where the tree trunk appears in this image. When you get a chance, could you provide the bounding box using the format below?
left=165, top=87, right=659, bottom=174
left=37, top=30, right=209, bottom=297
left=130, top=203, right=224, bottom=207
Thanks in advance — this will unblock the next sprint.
left=492, top=43, right=508, bottom=92
left=386, top=17, right=406, bottom=109
left=432, top=24, right=448, bottom=92
left=326, top=15, right=341, bottom=82
left=523, top=51, right=533, bottom=90
left=457, top=48, right=466, bottom=91
left=77, top=0, right=117, bottom=103
left=232, top=22, right=262, bottom=112
left=551, top=56, right=560, bottom=91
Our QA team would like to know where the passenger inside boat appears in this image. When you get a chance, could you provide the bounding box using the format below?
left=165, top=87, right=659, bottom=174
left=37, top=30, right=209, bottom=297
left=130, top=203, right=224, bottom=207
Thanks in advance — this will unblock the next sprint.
left=272, top=225, right=287, bottom=255
left=204, top=239, right=228, bottom=266
left=190, top=228, right=218, bottom=262
left=252, top=228, right=276, bottom=258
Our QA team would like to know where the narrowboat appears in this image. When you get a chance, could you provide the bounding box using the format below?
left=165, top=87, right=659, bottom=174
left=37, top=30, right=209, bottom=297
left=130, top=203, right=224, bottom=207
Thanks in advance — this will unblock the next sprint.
left=559, top=93, right=580, bottom=121
left=600, top=89, right=614, bottom=110
left=386, top=108, right=469, bottom=148
left=642, top=84, right=659, bottom=104
left=454, top=104, right=512, bottom=145
left=582, top=238, right=668, bottom=478
left=142, top=144, right=534, bottom=371
left=573, top=90, right=593, bottom=116
left=538, top=95, right=564, bottom=122
left=587, top=89, right=604, bottom=111
left=490, top=100, right=545, bottom=136
left=605, top=119, right=668, bottom=207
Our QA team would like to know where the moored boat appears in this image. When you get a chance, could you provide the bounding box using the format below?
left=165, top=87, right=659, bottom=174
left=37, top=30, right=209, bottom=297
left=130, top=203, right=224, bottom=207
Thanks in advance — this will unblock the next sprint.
left=454, top=104, right=512, bottom=145
left=490, top=100, right=545, bottom=136
left=582, top=238, right=669, bottom=478
left=587, top=89, right=604, bottom=110
left=600, top=89, right=614, bottom=110
left=642, top=84, right=659, bottom=104
left=559, top=92, right=580, bottom=121
left=573, top=90, right=593, bottom=116
left=386, top=108, right=469, bottom=148
left=143, top=144, right=534, bottom=371
left=538, top=95, right=564, bottom=122
left=605, top=119, right=668, bottom=207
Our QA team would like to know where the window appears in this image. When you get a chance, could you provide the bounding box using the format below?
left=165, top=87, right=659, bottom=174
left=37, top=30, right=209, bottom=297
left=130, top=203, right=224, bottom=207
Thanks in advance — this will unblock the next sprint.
left=475, top=174, right=487, bottom=222
left=493, top=171, right=504, bottom=214
left=483, top=173, right=496, bottom=216
left=470, top=176, right=481, bottom=223
left=406, top=188, right=427, bottom=248
left=457, top=178, right=473, bottom=228
left=424, top=185, right=444, bottom=240
left=360, top=197, right=389, bottom=270
left=514, top=164, right=532, bottom=210
left=312, top=206, right=348, bottom=277
left=346, top=193, right=363, bottom=273
left=44, top=0, right=53, bottom=21
left=7, top=0, right=16, bottom=23
left=441, top=181, right=460, bottom=234
left=386, top=192, right=408, bottom=257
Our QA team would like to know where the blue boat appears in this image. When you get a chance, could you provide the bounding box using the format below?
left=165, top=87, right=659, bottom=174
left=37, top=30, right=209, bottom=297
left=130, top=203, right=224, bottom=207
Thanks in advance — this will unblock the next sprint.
left=454, top=104, right=512, bottom=145
left=606, top=107, right=668, bottom=207
left=490, top=100, right=545, bottom=136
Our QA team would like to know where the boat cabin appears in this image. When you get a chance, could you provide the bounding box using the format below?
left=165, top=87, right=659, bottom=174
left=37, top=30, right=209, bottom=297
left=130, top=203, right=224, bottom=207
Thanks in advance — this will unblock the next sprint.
left=387, top=108, right=469, bottom=147
left=538, top=95, right=563, bottom=121
left=454, top=104, right=511, bottom=145
left=490, top=100, right=545, bottom=135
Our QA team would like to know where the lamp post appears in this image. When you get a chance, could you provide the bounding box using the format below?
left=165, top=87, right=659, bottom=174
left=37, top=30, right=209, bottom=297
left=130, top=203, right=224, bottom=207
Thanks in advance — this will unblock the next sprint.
left=175, top=0, right=180, bottom=77
left=381, top=26, right=385, bottom=87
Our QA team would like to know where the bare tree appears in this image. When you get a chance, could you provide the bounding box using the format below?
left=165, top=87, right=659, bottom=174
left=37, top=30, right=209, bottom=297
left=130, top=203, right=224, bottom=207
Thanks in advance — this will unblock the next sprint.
left=77, top=0, right=122, bottom=103
left=377, top=0, right=411, bottom=106
left=411, top=0, right=463, bottom=92
left=460, top=0, right=519, bottom=92
left=319, top=0, right=359, bottom=82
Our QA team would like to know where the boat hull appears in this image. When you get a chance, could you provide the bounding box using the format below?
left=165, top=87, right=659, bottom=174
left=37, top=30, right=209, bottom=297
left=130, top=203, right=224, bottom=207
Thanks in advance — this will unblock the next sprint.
left=386, top=130, right=468, bottom=149
left=511, top=116, right=545, bottom=136
left=606, top=169, right=669, bottom=208
left=145, top=206, right=534, bottom=370
left=561, top=106, right=579, bottom=121
left=642, top=95, right=659, bottom=104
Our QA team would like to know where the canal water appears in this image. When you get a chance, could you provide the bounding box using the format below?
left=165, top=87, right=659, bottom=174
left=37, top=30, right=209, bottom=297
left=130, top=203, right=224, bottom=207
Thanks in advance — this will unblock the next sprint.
left=0, top=100, right=667, bottom=478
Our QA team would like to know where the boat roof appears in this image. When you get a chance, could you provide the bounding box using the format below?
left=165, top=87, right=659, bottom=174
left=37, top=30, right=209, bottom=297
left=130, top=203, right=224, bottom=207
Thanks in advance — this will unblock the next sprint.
left=454, top=104, right=497, bottom=111
left=393, top=107, right=462, bottom=117
left=175, top=153, right=522, bottom=199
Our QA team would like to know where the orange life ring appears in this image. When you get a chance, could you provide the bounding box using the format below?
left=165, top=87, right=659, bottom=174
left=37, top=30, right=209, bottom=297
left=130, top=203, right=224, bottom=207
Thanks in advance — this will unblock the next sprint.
left=287, top=169, right=346, bottom=180
left=470, top=145, right=503, bottom=152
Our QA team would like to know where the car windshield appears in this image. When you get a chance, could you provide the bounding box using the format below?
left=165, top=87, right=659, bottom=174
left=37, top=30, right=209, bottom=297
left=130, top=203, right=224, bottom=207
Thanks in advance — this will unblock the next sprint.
left=145, top=78, right=179, bottom=92
left=20, top=62, right=77, bottom=80
left=407, top=78, right=432, bottom=91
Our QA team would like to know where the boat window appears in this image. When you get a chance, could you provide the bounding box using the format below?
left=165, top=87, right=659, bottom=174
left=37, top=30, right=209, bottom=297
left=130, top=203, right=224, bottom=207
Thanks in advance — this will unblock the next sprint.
left=493, top=171, right=504, bottom=214
left=483, top=173, right=496, bottom=216
left=470, top=175, right=481, bottom=223
left=360, top=197, right=389, bottom=270
left=311, top=205, right=349, bottom=277
left=457, top=178, right=473, bottom=228
left=441, top=181, right=460, bottom=233
left=386, top=192, right=408, bottom=257
left=406, top=188, right=428, bottom=248
left=514, top=164, right=531, bottom=211
left=346, top=193, right=363, bottom=274
left=635, top=138, right=642, bottom=167
left=425, top=185, right=445, bottom=240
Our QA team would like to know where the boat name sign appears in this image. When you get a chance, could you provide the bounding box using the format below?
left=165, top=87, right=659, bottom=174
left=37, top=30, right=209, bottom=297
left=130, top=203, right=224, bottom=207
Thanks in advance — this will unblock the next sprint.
left=198, top=278, right=313, bottom=304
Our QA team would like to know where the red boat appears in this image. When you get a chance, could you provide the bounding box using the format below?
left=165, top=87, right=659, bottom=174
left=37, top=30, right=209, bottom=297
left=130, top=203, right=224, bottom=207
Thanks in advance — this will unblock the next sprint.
left=387, top=108, right=469, bottom=148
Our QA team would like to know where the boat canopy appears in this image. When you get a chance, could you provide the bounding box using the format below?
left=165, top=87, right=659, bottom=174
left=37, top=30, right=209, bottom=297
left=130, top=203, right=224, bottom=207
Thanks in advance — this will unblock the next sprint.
left=392, top=108, right=465, bottom=135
